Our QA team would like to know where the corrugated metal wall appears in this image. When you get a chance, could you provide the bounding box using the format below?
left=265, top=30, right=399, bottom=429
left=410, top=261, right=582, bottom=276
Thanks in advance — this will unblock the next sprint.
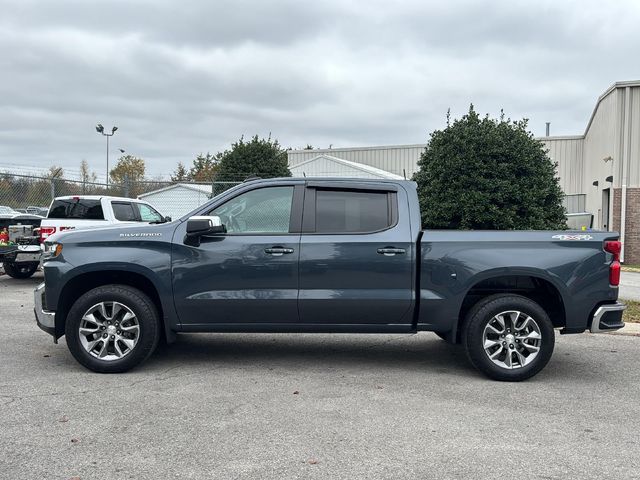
left=290, top=139, right=585, bottom=192
left=581, top=88, right=618, bottom=222
left=543, top=85, right=640, bottom=226
left=140, top=186, right=211, bottom=219
left=540, top=137, right=584, bottom=195
left=626, top=87, right=640, bottom=187
left=288, top=145, right=426, bottom=178
left=289, top=156, right=400, bottom=179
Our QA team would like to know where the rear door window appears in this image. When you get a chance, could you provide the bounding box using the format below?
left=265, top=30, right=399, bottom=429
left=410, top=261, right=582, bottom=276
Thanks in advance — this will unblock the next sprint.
left=48, top=199, right=105, bottom=220
left=111, top=202, right=138, bottom=222
left=314, top=189, right=393, bottom=233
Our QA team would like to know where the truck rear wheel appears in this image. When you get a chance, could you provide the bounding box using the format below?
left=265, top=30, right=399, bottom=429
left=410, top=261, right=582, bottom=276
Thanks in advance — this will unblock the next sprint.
left=3, top=261, right=39, bottom=279
left=462, top=294, right=555, bottom=381
left=65, top=285, right=160, bottom=373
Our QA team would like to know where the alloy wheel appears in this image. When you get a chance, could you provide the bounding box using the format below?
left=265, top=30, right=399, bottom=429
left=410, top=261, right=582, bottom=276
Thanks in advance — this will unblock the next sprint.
left=482, top=310, right=542, bottom=369
left=78, top=301, right=140, bottom=361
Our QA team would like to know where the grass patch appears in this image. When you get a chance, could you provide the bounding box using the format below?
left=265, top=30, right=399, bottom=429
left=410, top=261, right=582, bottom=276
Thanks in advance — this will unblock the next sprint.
left=624, top=300, right=640, bottom=323
left=622, top=264, right=640, bottom=273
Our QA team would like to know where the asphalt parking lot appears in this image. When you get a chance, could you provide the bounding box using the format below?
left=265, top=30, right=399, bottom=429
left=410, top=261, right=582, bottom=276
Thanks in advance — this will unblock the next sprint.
left=1, top=273, right=639, bottom=479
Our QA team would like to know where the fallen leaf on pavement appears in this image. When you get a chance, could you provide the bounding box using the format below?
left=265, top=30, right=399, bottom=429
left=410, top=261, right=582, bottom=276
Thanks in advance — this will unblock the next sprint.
left=59, top=415, right=69, bottom=423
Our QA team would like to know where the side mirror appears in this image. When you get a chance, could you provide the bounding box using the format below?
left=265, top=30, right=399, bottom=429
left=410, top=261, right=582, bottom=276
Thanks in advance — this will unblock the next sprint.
left=164, top=216, right=172, bottom=222
left=185, top=215, right=226, bottom=246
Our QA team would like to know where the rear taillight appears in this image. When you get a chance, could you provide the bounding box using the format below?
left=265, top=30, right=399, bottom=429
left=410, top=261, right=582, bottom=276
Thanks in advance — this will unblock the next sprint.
left=39, top=226, right=56, bottom=243
left=610, top=261, right=621, bottom=286
left=604, top=240, right=622, bottom=286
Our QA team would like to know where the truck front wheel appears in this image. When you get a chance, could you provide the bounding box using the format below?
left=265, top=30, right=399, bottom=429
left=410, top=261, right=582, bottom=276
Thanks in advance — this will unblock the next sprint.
left=3, top=261, right=39, bottom=279
left=65, top=285, right=160, bottom=373
left=462, top=294, right=555, bottom=381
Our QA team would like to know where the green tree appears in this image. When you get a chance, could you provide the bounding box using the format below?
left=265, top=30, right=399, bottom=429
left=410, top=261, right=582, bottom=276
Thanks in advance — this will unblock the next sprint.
left=413, top=106, right=566, bottom=230
left=189, top=153, right=220, bottom=182
left=216, top=135, right=291, bottom=182
left=171, top=162, right=189, bottom=182
left=110, top=155, right=146, bottom=184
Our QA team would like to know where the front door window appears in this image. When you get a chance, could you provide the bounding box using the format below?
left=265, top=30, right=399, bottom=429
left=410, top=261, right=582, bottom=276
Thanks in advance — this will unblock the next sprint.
left=209, top=186, right=294, bottom=234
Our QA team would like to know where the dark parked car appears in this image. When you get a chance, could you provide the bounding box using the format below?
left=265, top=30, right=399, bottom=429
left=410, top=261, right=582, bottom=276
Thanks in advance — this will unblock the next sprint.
left=0, top=209, right=43, bottom=279
left=35, top=178, right=625, bottom=380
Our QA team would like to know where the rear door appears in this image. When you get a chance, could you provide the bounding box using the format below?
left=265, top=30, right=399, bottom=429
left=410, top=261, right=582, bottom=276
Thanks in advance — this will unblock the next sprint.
left=111, top=201, right=138, bottom=223
left=298, top=182, right=414, bottom=326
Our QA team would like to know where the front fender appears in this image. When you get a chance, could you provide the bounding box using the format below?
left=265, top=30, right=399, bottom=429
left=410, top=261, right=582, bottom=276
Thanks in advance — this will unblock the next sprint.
left=48, top=261, right=178, bottom=343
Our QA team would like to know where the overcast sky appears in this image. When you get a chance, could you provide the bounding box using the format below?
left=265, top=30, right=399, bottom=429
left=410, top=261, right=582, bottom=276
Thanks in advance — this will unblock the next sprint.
left=1, top=0, right=639, bottom=179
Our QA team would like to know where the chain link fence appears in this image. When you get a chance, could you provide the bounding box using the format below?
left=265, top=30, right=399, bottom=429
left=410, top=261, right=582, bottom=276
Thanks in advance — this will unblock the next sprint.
left=0, top=173, right=242, bottom=219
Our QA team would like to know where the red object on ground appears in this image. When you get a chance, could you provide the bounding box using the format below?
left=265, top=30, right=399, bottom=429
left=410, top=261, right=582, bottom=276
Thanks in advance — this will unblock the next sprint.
left=0, top=229, right=8, bottom=243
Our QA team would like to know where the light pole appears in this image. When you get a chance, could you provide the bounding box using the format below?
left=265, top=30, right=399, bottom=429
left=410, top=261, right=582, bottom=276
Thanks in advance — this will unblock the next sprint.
left=96, top=124, right=118, bottom=188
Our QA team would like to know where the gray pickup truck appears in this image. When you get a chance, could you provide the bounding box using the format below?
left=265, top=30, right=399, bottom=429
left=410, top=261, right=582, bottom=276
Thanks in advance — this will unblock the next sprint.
left=35, top=178, right=625, bottom=381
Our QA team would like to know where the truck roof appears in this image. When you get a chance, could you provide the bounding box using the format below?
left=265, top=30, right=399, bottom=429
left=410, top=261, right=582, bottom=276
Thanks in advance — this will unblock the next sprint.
left=245, top=177, right=415, bottom=184
left=53, top=195, right=150, bottom=202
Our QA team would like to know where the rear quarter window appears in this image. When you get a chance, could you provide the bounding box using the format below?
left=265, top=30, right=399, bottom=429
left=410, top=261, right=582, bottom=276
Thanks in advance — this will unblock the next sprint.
left=48, top=199, right=105, bottom=220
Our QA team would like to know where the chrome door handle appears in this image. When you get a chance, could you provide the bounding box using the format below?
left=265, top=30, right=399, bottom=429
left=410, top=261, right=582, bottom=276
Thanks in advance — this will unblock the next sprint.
left=264, top=247, right=294, bottom=256
left=377, top=247, right=406, bottom=256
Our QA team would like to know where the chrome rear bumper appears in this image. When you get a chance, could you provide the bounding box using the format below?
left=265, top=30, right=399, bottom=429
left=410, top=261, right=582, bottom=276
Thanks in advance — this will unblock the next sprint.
left=590, top=302, right=626, bottom=333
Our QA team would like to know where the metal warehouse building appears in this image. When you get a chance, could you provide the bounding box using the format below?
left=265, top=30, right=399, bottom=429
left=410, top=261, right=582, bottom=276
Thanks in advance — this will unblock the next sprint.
left=288, top=80, right=640, bottom=263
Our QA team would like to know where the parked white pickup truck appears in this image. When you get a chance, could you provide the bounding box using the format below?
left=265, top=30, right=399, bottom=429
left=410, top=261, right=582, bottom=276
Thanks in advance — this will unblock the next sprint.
left=1, top=196, right=167, bottom=279
left=40, top=195, right=169, bottom=243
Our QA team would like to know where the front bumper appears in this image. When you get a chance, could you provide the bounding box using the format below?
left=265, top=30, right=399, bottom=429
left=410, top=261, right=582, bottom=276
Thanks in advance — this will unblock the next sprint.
left=34, top=282, right=56, bottom=337
left=0, top=245, right=42, bottom=263
left=590, top=302, right=626, bottom=333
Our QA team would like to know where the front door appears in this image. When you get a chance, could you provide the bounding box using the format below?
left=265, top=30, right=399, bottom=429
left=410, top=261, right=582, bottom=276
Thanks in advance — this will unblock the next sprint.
left=172, top=183, right=303, bottom=326
left=298, top=183, right=414, bottom=326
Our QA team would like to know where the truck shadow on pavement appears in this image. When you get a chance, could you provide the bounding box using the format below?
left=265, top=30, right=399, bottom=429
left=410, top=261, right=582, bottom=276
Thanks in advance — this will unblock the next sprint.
left=140, top=333, right=600, bottom=383
left=144, top=333, right=481, bottom=378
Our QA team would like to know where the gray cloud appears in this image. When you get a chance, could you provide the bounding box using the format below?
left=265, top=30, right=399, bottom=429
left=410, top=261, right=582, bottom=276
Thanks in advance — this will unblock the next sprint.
left=0, top=0, right=639, bottom=178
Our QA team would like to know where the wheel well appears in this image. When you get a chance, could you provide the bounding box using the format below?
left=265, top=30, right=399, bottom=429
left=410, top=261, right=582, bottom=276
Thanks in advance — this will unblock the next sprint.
left=56, top=270, right=165, bottom=339
left=455, top=275, right=566, bottom=343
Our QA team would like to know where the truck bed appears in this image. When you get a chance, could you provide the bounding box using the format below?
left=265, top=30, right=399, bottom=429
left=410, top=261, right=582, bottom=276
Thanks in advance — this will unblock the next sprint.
left=417, top=230, right=618, bottom=337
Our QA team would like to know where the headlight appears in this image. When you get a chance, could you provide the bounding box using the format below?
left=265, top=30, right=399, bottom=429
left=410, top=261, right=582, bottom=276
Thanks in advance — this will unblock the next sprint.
left=44, top=242, right=63, bottom=260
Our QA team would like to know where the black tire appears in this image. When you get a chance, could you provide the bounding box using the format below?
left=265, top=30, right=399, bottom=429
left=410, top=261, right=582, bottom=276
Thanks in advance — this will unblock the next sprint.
left=462, top=294, right=555, bottom=382
left=3, top=261, right=39, bottom=279
left=65, top=285, right=160, bottom=373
